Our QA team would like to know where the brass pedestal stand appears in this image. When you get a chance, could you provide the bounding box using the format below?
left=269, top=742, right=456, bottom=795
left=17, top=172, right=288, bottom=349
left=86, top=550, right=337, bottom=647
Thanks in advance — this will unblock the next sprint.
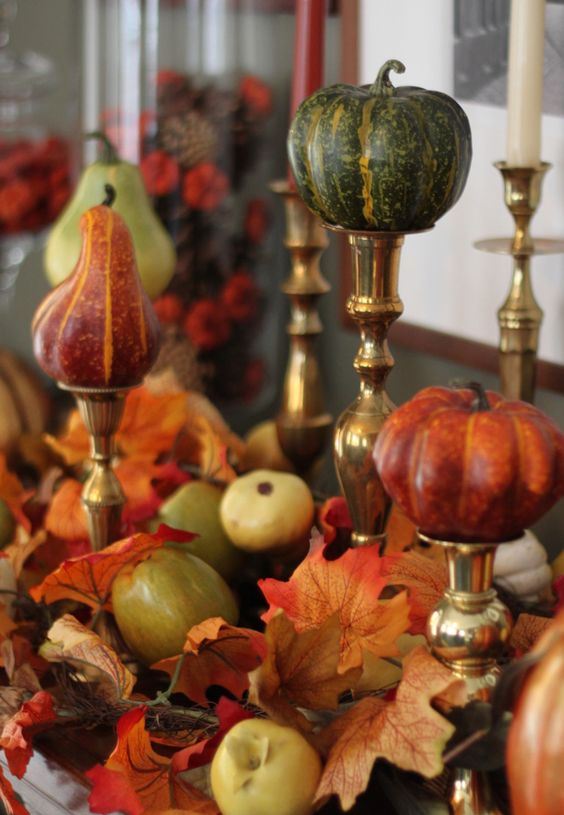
left=326, top=226, right=427, bottom=547
left=424, top=533, right=513, bottom=815
left=271, top=181, right=332, bottom=473
left=475, top=162, right=564, bottom=403
left=62, top=385, right=131, bottom=551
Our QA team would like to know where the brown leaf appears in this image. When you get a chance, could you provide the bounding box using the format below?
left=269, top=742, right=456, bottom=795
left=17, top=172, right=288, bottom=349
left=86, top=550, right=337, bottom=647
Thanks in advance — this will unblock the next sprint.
left=41, top=614, right=135, bottom=700
left=4, top=528, right=47, bottom=579
left=260, top=545, right=411, bottom=672
left=249, top=613, right=361, bottom=734
left=315, top=647, right=467, bottom=810
left=510, top=613, right=552, bottom=655
left=381, top=551, right=448, bottom=634
left=154, top=617, right=266, bottom=706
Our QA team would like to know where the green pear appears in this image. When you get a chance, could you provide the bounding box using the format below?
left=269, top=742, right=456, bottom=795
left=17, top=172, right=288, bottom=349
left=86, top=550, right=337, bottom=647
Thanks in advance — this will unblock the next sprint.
left=158, top=481, right=245, bottom=581
left=44, top=132, right=175, bottom=300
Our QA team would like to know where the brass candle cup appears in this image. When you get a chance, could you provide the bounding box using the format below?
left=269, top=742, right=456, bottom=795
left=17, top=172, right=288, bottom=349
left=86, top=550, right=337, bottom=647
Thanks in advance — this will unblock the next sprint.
left=422, top=531, right=514, bottom=815
left=475, top=162, right=564, bottom=403
left=271, top=180, right=332, bottom=474
left=61, top=383, right=132, bottom=552
left=325, top=225, right=429, bottom=548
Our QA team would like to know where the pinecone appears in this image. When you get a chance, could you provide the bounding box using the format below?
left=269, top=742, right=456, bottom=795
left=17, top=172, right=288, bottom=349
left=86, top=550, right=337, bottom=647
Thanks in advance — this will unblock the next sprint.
left=149, top=327, right=206, bottom=393
left=158, top=111, right=219, bottom=168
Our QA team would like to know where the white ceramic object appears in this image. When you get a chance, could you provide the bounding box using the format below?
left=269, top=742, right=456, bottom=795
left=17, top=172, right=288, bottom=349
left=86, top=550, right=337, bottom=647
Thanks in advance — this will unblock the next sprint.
left=494, top=529, right=552, bottom=602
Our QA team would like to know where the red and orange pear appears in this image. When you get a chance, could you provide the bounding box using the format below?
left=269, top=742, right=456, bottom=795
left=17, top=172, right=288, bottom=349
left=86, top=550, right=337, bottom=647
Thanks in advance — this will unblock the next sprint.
left=32, top=186, right=160, bottom=389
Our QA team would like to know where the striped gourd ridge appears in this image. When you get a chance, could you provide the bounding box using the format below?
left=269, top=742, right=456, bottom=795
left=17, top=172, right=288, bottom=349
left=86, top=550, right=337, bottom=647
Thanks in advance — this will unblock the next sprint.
left=32, top=185, right=160, bottom=389
left=288, top=59, right=472, bottom=231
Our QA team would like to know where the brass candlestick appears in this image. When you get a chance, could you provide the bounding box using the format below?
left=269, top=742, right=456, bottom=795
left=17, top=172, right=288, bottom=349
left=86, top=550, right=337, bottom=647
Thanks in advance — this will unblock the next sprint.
left=424, top=532, right=513, bottom=815
left=62, top=384, right=131, bottom=551
left=326, top=226, right=427, bottom=547
left=272, top=180, right=332, bottom=473
left=475, top=162, right=564, bottom=403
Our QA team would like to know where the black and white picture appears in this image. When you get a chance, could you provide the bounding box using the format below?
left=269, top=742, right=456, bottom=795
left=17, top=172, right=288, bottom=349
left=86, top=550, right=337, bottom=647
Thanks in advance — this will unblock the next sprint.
left=454, top=0, right=564, bottom=115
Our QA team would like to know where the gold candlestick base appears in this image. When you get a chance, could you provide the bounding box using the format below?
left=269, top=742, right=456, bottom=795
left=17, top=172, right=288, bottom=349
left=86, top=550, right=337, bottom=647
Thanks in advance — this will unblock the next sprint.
left=61, top=384, right=131, bottom=551
left=271, top=180, right=332, bottom=474
left=475, top=162, right=564, bottom=403
left=326, top=225, right=428, bottom=547
left=423, top=532, right=513, bottom=815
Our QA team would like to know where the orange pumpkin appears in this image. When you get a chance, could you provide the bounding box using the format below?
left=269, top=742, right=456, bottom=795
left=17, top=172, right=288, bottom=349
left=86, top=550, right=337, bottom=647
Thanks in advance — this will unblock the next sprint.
left=373, top=383, right=564, bottom=542
left=506, top=611, right=564, bottom=815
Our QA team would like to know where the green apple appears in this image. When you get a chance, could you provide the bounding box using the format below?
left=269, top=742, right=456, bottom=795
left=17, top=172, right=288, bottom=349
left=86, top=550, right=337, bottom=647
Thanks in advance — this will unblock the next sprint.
left=111, top=547, right=238, bottom=666
left=211, top=718, right=322, bottom=815
left=158, top=481, right=245, bottom=581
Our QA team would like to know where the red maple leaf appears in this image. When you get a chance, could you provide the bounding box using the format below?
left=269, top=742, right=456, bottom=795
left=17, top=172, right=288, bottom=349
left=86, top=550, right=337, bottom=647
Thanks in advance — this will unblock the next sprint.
left=0, top=691, right=56, bottom=778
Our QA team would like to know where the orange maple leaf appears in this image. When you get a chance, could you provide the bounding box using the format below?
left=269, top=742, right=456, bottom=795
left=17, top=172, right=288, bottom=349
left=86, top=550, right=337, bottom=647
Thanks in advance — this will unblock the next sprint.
left=509, top=613, right=552, bottom=655
left=260, top=545, right=411, bottom=671
left=0, top=690, right=56, bottom=779
left=0, top=455, right=32, bottom=533
left=44, top=479, right=88, bottom=542
left=315, top=646, right=467, bottom=810
left=88, top=706, right=205, bottom=814
left=385, top=504, right=417, bottom=553
left=380, top=551, right=448, bottom=634
left=249, top=612, right=361, bottom=734
left=154, top=617, right=267, bottom=707
left=42, top=614, right=136, bottom=701
left=0, top=764, right=31, bottom=815
left=3, top=528, right=47, bottom=580
left=28, top=528, right=183, bottom=611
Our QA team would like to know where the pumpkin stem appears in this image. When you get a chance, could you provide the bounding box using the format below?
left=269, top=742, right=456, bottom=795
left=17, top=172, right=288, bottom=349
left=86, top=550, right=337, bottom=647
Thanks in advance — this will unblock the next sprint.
left=85, top=131, right=120, bottom=165
left=451, top=379, right=491, bottom=411
left=102, top=184, right=116, bottom=208
left=371, top=59, right=406, bottom=95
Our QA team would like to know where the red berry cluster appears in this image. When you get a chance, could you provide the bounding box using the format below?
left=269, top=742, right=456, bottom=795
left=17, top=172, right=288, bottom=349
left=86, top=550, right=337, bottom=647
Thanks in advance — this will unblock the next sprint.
left=0, top=136, right=72, bottom=237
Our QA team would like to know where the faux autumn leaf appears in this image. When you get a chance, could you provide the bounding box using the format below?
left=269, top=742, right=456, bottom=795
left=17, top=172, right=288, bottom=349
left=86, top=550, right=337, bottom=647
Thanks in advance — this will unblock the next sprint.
left=154, top=617, right=266, bottom=706
left=41, top=614, right=135, bottom=701
left=384, top=505, right=417, bottom=554
left=29, top=528, right=188, bottom=611
left=248, top=612, right=361, bottom=733
left=260, top=545, right=410, bottom=671
left=44, top=478, right=88, bottom=542
left=118, top=457, right=189, bottom=524
left=509, top=613, right=552, bottom=655
left=0, top=764, right=31, bottom=815
left=315, top=647, right=467, bottom=811
left=380, top=550, right=448, bottom=635
left=86, top=764, right=143, bottom=815
left=0, top=690, right=56, bottom=778
left=93, top=706, right=198, bottom=813
left=0, top=455, right=32, bottom=532
left=4, top=528, right=47, bottom=580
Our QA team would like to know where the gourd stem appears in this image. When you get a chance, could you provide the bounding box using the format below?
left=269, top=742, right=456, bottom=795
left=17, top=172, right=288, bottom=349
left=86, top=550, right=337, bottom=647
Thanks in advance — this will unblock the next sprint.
left=451, top=379, right=491, bottom=411
left=102, top=184, right=117, bottom=208
left=85, top=130, right=120, bottom=164
left=370, top=59, right=406, bottom=95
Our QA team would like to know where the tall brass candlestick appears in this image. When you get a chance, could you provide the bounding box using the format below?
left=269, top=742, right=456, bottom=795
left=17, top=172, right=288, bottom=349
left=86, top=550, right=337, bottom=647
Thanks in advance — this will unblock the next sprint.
left=475, top=162, right=564, bottom=403
left=326, top=226, right=426, bottom=548
left=272, top=180, right=332, bottom=473
left=424, top=532, right=513, bottom=815
left=62, top=385, right=130, bottom=552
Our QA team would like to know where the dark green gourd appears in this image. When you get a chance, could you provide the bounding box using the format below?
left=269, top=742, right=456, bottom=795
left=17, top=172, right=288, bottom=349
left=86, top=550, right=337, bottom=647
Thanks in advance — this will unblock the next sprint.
left=288, top=59, right=472, bottom=231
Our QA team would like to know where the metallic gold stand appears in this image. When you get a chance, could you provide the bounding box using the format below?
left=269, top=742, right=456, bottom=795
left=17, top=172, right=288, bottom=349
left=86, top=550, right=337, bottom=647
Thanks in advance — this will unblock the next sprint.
left=326, top=226, right=427, bottom=547
left=424, top=533, right=513, bottom=815
left=61, top=385, right=131, bottom=551
left=271, top=180, right=332, bottom=473
left=475, top=162, right=564, bottom=403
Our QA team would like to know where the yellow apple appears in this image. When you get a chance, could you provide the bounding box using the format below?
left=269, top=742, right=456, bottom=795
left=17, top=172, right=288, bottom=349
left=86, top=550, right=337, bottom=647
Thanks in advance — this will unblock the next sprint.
left=220, top=470, right=314, bottom=556
left=239, top=421, right=295, bottom=473
left=158, top=481, right=245, bottom=581
left=210, top=718, right=321, bottom=815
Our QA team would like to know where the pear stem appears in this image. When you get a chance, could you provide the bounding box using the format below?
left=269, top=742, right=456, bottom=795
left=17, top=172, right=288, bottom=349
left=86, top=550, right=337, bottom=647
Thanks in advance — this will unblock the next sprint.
left=85, top=130, right=120, bottom=164
left=102, top=184, right=117, bottom=208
